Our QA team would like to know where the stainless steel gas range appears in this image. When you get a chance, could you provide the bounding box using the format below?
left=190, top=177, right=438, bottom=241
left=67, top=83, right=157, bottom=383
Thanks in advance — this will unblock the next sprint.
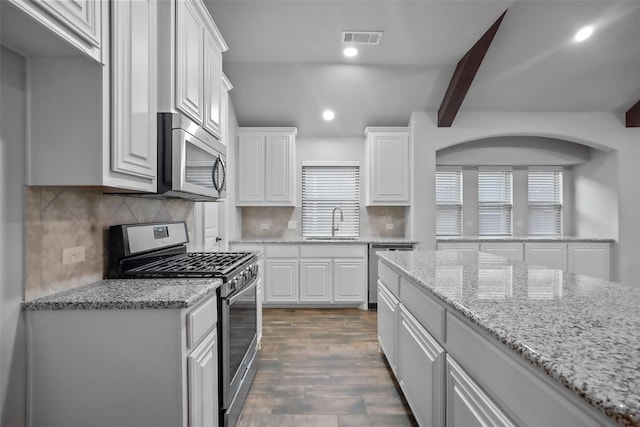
left=108, top=221, right=258, bottom=427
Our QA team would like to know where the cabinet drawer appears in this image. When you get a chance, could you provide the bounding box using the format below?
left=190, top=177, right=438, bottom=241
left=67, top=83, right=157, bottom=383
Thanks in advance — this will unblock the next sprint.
left=300, top=244, right=366, bottom=258
left=378, top=261, right=400, bottom=297
left=187, top=295, right=217, bottom=349
left=400, top=278, right=444, bottom=341
left=265, top=245, right=299, bottom=258
left=446, top=313, right=600, bottom=427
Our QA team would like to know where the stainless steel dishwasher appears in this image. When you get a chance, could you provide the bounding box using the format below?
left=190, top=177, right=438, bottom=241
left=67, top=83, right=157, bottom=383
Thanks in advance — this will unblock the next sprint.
left=368, top=242, right=415, bottom=308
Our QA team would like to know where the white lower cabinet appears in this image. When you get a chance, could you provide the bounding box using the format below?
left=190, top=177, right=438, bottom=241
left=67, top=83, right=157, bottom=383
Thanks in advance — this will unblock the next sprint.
left=479, top=243, right=523, bottom=262
left=377, top=282, right=399, bottom=374
left=446, top=356, right=513, bottom=427
left=524, top=242, right=566, bottom=270
left=333, top=259, right=367, bottom=302
left=260, top=244, right=367, bottom=306
left=398, top=306, right=445, bottom=427
left=265, top=259, right=298, bottom=302
left=300, top=260, right=332, bottom=301
left=187, top=329, right=219, bottom=427
left=567, top=242, right=611, bottom=280
left=26, top=294, right=218, bottom=427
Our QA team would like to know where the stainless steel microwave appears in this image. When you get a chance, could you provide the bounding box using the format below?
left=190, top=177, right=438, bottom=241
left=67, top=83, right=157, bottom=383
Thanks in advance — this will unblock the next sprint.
left=156, top=112, right=227, bottom=201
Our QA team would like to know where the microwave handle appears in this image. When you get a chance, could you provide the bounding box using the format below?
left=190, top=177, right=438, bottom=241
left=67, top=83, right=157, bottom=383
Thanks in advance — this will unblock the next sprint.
left=212, top=156, right=226, bottom=192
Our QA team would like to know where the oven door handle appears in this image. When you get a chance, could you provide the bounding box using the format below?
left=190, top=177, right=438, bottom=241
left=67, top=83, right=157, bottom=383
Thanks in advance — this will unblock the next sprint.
left=228, top=277, right=257, bottom=305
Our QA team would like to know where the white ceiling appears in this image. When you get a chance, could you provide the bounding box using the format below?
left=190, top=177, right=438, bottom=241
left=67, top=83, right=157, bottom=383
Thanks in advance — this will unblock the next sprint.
left=204, top=0, right=640, bottom=137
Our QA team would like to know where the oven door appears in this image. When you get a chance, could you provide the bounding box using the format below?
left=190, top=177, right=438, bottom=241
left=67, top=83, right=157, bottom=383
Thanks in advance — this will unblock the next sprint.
left=170, top=128, right=227, bottom=200
left=221, top=276, right=257, bottom=410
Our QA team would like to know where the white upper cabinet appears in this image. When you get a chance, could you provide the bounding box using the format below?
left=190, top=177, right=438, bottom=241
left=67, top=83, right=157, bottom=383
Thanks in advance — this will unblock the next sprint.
left=203, top=29, right=223, bottom=138
left=365, top=127, right=411, bottom=206
left=111, top=0, right=157, bottom=181
left=26, top=0, right=158, bottom=192
left=163, top=0, right=228, bottom=140
left=176, top=0, right=205, bottom=124
left=5, top=0, right=104, bottom=62
left=236, top=128, right=297, bottom=206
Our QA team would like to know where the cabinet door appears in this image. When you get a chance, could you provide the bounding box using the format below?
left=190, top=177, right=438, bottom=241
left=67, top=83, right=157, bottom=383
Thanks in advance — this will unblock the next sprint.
left=188, top=329, right=219, bottom=427
left=176, top=0, right=204, bottom=124
left=265, top=260, right=298, bottom=302
left=567, top=242, right=611, bottom=280
left=111, top=0, right=157, bottom=182
left=377, top=282, right=399, bottom=374
left=236, top=134, right=265, bottom=204
left=479, top=243, right=523, bottom=262
left=333, top=259, right=366, bottom=302
left=300, top=260, right=331, bottom=302
left=524, top=243, right=566, bottom=270
left=203, top=28, right=222, bottom=139
left=367, top=131, right=410, bottom=205
left=398, top=306, right=445, bottom=427
left=33, top=0, right=101, bottom=48
left=265, top=134, right=294, bottom=204
left=446, top=356, right=514, bottom=427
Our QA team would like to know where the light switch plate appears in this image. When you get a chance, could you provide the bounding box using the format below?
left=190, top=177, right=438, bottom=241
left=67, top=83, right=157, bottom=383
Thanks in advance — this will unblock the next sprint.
left=259, top=223, right=270, bottom=230
left=385, top=223, right=394, bottom=230
left=288, top=220, right=297, bottom=230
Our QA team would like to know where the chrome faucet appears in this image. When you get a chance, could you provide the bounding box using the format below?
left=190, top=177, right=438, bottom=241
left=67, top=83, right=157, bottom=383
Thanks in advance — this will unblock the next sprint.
left=331, top=207, right=344, bottom=238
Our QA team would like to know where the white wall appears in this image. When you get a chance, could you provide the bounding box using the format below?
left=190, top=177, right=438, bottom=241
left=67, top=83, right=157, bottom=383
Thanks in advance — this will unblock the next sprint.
left=409, top=111, right=640, bottom=285
left=573, top=149, right=620, bottom=279
left=0, top=46, right=27, bottom=427
left=436, top=136, right=591, bottom=166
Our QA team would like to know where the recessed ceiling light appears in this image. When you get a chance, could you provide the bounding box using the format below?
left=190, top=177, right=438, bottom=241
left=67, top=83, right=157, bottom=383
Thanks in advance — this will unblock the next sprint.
left=343, top=47, right=358, bottom=57
left=574, top=26, right=594, bottom=42
left=322, top=110, right=335, bottom=121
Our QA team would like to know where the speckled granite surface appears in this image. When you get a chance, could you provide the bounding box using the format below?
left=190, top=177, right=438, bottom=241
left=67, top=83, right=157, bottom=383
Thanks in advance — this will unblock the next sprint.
left=378, top=250, right=639, bottom=426
left=438, top=235, right=615, bottom=242
left=230, top=237, right=418, bottom=245
left=22, top=278, right=222, bottom=310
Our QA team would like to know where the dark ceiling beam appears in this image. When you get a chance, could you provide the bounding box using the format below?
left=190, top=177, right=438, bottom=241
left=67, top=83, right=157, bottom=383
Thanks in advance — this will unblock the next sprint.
left=438, top=10, right=508, bottom=127
left=626, top=99, right=640, bottom=127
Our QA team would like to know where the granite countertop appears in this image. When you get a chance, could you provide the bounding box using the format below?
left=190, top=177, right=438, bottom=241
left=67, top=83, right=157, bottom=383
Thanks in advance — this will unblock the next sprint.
left=22, top=278, right=222, bottom=311
left=230, top=237, right=418, bottom=245
left=378, top=250, right=639, bottom=426
left=438, top=235, right=615, bottom=243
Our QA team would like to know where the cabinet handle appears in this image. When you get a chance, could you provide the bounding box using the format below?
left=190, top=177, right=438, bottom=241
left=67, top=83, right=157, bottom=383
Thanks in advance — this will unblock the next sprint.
left=212, top=156, right=226, bottom=192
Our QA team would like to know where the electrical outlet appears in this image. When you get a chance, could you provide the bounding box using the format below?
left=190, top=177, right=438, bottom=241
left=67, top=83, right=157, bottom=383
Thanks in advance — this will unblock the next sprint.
left=385, top=223, right=395, bottom=230
left=62, top=246, right=86, bottom=265
left=259, top=223, right=270, bottom=230
left=288, top=220, right=297, bottom=230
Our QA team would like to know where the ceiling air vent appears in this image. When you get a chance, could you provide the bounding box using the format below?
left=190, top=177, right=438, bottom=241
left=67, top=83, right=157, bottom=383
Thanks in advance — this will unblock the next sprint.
left=342, top=31, right=383, bottom=45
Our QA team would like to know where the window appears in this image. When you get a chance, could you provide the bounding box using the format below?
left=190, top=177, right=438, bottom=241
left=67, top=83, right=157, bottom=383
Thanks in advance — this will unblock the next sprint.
left=478, top=168, right=512, bottom=236
left=302, top=163, right=360, bottom=237
left=528, top=168, right=563, bottom=235
left=436, top=169, right=463, bottom=236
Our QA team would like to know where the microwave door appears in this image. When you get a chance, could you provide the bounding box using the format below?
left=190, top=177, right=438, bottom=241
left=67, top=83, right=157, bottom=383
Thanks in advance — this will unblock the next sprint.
left=172, top=129, right=219, bottom=198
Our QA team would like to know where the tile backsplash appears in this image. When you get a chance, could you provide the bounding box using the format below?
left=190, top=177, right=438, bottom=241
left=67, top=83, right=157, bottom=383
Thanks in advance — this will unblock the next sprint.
left=25, top=188, right=195, bottom=300
left=241, top=206, right=406, bottom=238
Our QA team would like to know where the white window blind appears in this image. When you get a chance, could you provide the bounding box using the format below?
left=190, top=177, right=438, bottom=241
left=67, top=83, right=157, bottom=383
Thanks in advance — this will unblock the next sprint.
left=302, top=165, right=360, bottom=237
left=528, top=169, right=563, bottom=235
left=478, top=169, right=512, bottom=236
left=436, top=169, right=463, bottom=236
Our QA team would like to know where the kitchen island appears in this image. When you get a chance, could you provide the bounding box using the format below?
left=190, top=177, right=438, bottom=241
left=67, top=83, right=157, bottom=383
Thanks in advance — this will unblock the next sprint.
left=377, top=250, right=639, bottom=427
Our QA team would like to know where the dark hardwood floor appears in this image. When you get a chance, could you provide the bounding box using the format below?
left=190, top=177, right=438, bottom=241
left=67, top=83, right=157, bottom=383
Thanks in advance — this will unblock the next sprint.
left=237, top=308, right=417, bottom=427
